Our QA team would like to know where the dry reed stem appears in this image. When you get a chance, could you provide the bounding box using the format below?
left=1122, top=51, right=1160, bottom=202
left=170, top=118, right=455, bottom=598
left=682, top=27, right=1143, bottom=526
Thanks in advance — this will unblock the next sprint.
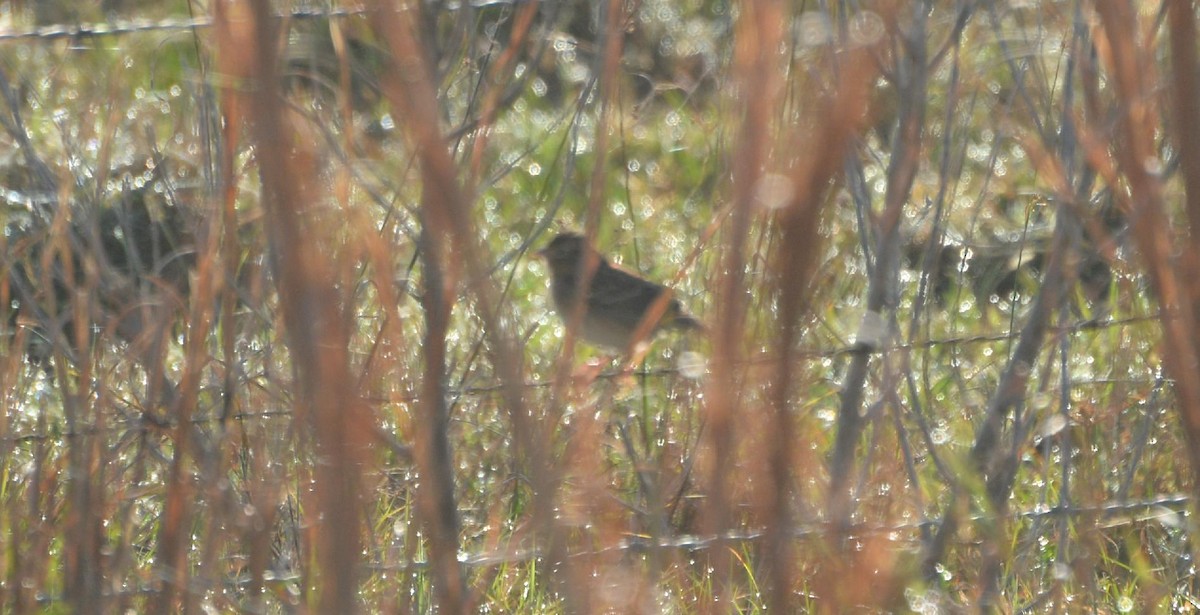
left=219, top=3, right=377, bottom=612
left=1096, top=0, right=1200, bottom=496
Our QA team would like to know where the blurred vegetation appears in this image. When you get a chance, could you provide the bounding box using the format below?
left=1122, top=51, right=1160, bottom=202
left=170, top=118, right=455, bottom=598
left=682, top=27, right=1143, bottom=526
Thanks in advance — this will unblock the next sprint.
left=0, top=0, right=1197, bottom=612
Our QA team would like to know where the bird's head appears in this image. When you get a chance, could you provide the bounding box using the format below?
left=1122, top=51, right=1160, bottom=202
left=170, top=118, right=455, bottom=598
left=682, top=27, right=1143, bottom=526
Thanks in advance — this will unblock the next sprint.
left=538, top=232, right=595, bottom=276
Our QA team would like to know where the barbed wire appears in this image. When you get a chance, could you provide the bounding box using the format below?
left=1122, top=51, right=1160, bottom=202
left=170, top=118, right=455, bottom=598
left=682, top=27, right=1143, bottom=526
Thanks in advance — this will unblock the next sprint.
left=0, top=313, right=1171, bottom=446
left=0, top=8, right=365, bottom=42
left=362, top=492, right=1194, bottom=573
left=0, top=3, right=529, bottom=43
left=439, top=314, right=1166, bottom=396
left=21, top=492, right=1193, bottom=608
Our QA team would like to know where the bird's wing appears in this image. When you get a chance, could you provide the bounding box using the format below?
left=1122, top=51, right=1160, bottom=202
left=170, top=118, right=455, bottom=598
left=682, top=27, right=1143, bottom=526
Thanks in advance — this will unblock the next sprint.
left=586, top=266, right=671, bottom=329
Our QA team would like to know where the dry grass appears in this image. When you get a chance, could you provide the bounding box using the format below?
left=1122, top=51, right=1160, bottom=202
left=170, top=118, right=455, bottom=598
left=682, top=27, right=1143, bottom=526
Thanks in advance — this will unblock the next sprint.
left=1, top=0, right=1199, bottom=612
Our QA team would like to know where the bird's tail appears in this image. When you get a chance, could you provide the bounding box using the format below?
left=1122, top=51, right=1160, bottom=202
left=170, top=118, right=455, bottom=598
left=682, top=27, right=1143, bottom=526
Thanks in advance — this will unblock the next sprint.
left=672, top=314, right=705, bottom=332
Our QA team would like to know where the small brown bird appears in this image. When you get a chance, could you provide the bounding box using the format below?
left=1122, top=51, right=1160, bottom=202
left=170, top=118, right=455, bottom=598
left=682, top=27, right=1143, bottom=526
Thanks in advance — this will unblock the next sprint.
left=538, top=232, right=702, bottom=349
